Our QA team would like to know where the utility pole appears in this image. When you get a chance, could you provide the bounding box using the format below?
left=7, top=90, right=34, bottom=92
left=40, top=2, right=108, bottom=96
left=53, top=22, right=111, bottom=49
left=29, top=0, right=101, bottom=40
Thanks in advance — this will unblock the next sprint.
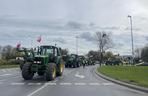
left=100, top=33, right=106, bottom=66
left=128, top=15, right=134, bottom=65
left=76, top=36, right=78, bottom=55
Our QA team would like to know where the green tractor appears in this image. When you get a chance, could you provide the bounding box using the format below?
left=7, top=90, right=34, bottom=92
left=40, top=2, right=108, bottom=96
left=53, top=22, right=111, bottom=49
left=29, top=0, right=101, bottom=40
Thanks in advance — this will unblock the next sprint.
left=16, top=48, right=35, bottom=70
left=65, top=54, right=80, bottom=68
left=78, top=55, right=85, bottom=66
left=22, top=45, right=65, bottom=81
left=87, top=58, right=95, bottom=66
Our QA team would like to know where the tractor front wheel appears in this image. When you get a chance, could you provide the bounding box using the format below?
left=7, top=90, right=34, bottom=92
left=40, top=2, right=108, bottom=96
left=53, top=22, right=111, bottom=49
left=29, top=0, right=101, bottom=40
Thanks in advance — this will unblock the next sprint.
left=22, top=63, right=34, bottom=80
left=45, top=63, right=56, bottom=81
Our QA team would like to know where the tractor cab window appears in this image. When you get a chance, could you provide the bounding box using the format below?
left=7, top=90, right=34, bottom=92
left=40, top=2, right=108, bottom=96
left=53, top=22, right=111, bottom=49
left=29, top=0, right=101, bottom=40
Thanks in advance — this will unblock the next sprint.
left=40, top=47, right=53, bottom=55
left=54, top=48, right=58, bottom=56
left=46, top=48, right=53, bottom=55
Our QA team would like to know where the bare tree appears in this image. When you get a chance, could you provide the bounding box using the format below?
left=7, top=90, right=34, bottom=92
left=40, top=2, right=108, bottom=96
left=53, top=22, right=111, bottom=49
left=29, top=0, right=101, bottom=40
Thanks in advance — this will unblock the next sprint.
left=95, top=31, right=113, bottom=66
left=61, top=48, right=69, bottom=56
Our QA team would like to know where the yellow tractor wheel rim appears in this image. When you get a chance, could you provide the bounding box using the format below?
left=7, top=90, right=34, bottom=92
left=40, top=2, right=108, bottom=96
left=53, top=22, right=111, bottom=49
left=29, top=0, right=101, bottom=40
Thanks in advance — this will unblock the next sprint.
left=52, top=67, right=56, bottom=78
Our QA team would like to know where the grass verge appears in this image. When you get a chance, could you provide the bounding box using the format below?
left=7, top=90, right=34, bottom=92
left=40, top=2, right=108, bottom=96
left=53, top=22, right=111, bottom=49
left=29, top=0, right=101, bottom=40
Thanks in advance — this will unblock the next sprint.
left=98, top=66, right=148, bottom=87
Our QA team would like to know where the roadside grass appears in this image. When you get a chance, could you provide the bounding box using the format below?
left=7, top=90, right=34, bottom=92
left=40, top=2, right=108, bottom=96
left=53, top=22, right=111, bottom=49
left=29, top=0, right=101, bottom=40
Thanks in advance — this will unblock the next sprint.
left=0, top=64, right=19, bottom=69
left=98, top=66, right=148, bottom=87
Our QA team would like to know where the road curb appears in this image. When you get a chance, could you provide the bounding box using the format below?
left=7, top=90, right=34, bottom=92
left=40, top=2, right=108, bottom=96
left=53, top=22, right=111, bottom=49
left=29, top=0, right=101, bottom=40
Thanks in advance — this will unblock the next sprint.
left=95, top=67, right=148, bottom=93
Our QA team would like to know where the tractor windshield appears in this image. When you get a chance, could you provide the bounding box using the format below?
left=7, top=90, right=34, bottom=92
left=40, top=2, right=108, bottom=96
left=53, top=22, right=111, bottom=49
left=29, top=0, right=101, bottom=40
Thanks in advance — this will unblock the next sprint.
left=40, top=46, right=54, bottom=55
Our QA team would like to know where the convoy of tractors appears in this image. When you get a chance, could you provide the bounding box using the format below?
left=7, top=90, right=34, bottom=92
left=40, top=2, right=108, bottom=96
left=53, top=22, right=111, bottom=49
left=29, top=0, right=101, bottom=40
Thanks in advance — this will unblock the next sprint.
left=17, top=45, right=95, bottom=81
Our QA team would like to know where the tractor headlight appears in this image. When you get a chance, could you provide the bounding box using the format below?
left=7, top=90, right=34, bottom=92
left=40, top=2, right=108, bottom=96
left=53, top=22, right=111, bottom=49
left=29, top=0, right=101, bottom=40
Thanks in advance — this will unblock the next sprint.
left=34, top=61, right=41, bottom=64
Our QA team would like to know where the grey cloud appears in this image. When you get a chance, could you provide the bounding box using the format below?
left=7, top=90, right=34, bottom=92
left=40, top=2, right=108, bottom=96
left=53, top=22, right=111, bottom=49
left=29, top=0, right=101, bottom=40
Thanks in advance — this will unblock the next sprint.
left=65, top=21, right=87, bottom=30
left=80, top=32, right=95, bottom=42
left=124, top=27, right=141, bottom=31
left=53, top=37, right=67, bottom=44
left=99, top=26, right=120, bottom=30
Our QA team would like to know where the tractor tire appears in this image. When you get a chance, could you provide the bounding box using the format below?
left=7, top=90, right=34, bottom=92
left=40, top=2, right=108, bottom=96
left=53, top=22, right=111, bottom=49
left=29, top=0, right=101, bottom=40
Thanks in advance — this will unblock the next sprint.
left=45, top=63, right=56, bottom=81
left=22, top=62, right=34, bottom=80
left=56, top=63, right=64, bottom=76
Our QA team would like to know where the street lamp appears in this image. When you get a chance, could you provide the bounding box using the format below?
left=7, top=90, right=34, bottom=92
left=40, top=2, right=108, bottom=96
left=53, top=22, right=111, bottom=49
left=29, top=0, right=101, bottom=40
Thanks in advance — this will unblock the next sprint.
left=128, top=15, right=134, bottom=64
left=100, top=33, right=106, bottom=66
left=76, top=36, right=79, bottom=55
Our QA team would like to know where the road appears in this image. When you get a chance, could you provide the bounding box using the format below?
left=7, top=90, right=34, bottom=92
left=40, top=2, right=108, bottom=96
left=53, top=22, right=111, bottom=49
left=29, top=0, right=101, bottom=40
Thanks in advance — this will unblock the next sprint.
left=0, top=65, right=147, bottom=96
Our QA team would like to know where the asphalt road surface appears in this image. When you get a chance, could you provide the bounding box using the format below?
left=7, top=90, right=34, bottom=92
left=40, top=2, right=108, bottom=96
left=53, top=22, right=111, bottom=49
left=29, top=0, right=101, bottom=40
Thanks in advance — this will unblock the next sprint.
left=0, top=65, right=147, bottom=96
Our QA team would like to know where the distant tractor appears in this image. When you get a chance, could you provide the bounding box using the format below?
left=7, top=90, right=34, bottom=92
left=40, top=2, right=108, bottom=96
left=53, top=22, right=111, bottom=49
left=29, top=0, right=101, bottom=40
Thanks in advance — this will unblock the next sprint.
left=78, top=55, right=85, bottom=66
left=21, top=45, right=65, bottom=81
left=16, top=48, right=35, bottom=70
left=65, top=54, right=80, bottom=68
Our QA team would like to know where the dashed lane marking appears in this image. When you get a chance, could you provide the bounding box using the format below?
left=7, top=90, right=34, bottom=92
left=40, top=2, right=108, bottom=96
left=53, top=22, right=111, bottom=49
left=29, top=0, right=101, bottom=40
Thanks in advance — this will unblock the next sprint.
left=59, top=83, right=72, bottom=85
left=89, top=83, right=101, bottom=85
left=0, top=74, right=12, bottom=77
left=28, top=83, right=42, bottom=86
left=0, top=82, right=114, bottom=86
left=11, top=83, right=25, bottom=85
left=102, top=83, right=114, bottom=86
left=74, top=83, right=86, bottom=86
left=45, top=82, right=56, bottom=85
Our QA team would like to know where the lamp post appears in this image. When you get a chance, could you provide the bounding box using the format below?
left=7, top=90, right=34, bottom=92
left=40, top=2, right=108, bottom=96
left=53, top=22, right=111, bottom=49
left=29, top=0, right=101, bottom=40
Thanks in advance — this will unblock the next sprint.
left=100, top=33, right=106, bottom=66
left=128, top=15, right=134, bottom=64
left=76, top=36, right=79, bottom=55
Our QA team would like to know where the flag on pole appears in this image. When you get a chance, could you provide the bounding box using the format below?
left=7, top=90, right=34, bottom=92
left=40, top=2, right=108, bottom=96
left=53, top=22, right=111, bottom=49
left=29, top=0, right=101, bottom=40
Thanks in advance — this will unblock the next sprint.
left=37, top=35, right=41, bottom=43
left=16, top=42, right=21, bottom=48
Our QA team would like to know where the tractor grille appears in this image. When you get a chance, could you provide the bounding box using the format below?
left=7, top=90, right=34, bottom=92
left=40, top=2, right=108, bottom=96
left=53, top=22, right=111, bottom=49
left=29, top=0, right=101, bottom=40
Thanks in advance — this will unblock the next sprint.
left=34, top=57, right=43, bottom=64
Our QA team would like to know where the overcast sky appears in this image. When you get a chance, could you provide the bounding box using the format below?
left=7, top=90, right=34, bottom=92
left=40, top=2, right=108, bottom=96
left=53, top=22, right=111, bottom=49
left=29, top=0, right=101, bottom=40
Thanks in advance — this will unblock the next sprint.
left=0, top=0, right=148, bottom=55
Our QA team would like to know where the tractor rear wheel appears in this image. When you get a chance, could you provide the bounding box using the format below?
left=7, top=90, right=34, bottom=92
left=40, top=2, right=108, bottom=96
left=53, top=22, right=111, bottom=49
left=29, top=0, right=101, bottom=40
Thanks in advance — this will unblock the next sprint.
left=57, top=63, right=64, bottom=76
left=22, top=62, right=34, bottom=80
left=45, top=63, right=56, bottom=81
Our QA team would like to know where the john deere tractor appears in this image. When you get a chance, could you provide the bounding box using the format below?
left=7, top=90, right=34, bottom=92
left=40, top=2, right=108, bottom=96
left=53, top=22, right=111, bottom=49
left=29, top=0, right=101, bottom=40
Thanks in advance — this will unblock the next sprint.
left=65, top=54, right=79, bottom=68
left=16, top=48, right=35, bottom=70
left=22, top=45, right=65, bottom=81
left=78, top=55, right=85, bottom=66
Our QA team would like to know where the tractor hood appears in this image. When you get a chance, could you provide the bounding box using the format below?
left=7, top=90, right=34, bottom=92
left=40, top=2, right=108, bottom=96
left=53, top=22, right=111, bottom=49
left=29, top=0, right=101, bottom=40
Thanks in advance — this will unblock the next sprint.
left=34, top=55, right=49, bottom=64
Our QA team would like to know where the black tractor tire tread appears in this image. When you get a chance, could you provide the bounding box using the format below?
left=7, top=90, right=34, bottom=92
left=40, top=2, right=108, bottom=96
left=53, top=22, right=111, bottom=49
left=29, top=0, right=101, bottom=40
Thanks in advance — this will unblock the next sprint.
left=22, top=63, right=34, bottom=80
left=45, top=63, right=56, bottom=81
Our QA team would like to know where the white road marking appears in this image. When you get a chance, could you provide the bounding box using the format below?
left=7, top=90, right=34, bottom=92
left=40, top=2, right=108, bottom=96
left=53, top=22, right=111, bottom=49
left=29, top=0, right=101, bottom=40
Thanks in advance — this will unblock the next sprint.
left=27, top=84, right=49, bottom=96
left=89, top=83, right=100, bottom=85
left=27, top=80, right=59, bottom=96
left=11, top=83, right=25, bottom=85
left=60, top=83, right=72, bottom=85
left=0, top=74, right=12, bottom=77
left=102, top=83, right=114, bottom=86
left=75, top=83, right=86, bottom=86
left=75, top=72, right=85, bottom=79
left=28, top=83, right=42, bottom=86
left=45, top=82, right=56, bottom=85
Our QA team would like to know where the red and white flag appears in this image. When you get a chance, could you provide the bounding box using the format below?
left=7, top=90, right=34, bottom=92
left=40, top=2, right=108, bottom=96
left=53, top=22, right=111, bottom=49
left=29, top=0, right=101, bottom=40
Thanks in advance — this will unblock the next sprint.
left=16, top=42, right=21, bottom=48
left=37, top=35, right=41, bottom=43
